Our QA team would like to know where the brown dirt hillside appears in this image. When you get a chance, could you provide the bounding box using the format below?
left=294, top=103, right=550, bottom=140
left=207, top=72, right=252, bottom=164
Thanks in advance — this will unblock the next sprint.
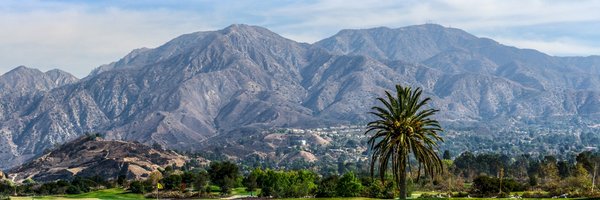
left=8, top=135, right=186, bottom=182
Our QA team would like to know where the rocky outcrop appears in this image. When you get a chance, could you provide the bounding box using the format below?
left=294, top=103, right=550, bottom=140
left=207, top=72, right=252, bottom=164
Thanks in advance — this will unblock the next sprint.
left=8, top=135, right=186, bottom=182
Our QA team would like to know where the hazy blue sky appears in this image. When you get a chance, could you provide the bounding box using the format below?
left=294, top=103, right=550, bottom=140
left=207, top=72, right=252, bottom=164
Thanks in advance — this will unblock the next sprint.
left=2, top=0, right=600, bottom=77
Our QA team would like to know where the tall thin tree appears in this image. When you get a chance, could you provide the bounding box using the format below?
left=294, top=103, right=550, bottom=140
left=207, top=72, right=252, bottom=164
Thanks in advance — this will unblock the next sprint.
left=365, top=85, right=444, bottom=199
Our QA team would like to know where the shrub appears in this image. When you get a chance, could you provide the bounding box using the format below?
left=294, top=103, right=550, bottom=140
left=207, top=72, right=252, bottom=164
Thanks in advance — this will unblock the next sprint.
left=522, top=191, right=550, bottom=198
left=452, top=191, right=469, bottom=197
left=364, top=180, right=384, bottom=198
left=470, top=175, right=526, bottom=197
left=256, top=169, right=317, bottom=198
left=0, top=180, right=14, bottom=196
left=418, top=192, right=447, bottom=198
left=129, top=180, right=153, bottom=194
left=144, top=191, right=189, bottom=199
left=65, top=185, right=81, bottom=194
left=162, top=174, right=182, bottom=190
left=315, top=175, right=338, bottom=197
left=336, top=172, right=362, bottom=197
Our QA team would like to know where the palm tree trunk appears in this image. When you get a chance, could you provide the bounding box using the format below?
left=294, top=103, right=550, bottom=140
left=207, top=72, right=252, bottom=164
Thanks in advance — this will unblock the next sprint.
left=593, top=162, right=597, bottom=193
left=399, top=168, right=407, bottom=199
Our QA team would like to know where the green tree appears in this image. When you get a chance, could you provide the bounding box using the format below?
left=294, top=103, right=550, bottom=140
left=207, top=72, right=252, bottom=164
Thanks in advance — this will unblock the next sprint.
left=577, top=151, right=600, bottom=193
left=65, top=185, right=81, bottom=194
left=0, top=180, right=15, bottom=196
left=163, top=174, right=182, bottom=190
left=289, top=170, right=317, bottom=197
left=182, top=171, right=197, bottom=186
left=256, top=169, right=317, bottom=198
left=557, top=164, right=592, bottom=196
left=336, top=172, right=362, bottom=197
left=148, top=170, right=163, bottom=186
left=471, top=175, right=525, bottom=197
left=208, top=161, right=239, bottom=194
left=316, top=175, right=338, bottom=197
left=244, top=168, right=261, bottom=196
left=540, top=157, right=560, bottom=191
left=194, top=170, right=210, bottom=196
left=365, top=85, right=444, bottom=199
left=129, top=181, right=149, bottom=194
left=443, top=150, right=451, bottom=160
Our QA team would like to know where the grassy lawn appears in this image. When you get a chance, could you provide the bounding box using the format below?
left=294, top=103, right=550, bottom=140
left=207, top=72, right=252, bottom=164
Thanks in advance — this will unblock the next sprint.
left=279, top=198, right=580, bottom=200
left=11, top=188, right=145, bottom=200
left=10, top=188, right=587, bottom=200
left=230, top=187, right=260, bottom=196
left=277, top=198, right=378, bottom=200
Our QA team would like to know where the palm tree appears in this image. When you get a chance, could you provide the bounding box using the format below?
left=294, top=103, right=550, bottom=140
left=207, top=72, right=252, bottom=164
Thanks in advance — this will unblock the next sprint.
left=365, top=85, right=444, bottom=199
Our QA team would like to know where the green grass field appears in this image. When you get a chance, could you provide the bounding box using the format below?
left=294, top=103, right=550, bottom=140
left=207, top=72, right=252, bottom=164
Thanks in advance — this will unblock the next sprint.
left=11, top=188, right=144, bottom=200
left=281, top=198, right=581, bottom=200
left=10, top=188, right=588, bottom=200
left=10, top=187, right=257, bottom=200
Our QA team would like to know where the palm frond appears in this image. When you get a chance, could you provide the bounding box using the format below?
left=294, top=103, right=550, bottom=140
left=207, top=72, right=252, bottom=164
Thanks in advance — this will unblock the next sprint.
left=364, top=84, right=444, bottom=197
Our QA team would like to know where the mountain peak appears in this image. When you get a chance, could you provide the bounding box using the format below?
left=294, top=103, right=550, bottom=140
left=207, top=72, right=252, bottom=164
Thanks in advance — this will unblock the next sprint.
left=224, top=23, right=254, bottom=30
left=408, top=23, right=446, bottom=29
left=45, top=69, right=79, bottom=85
left=0, top=66, right=77, bottom=95
left=220, top=24, right=281, bottom=38
left=5, top=65, right=43, bottom=76
left=90, top=24, right=305, bottom=75
left=315, top=23, right=480, bottom=62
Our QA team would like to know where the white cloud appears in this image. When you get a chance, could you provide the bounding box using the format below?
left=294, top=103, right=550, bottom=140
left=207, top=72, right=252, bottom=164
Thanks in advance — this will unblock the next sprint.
left=0, top=3, right=216, bottom=77
left=494, top=37, right=600, bottom=56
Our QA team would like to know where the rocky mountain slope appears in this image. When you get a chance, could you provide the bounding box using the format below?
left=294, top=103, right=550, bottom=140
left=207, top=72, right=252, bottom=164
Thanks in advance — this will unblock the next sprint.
left=0, top=66, right=78, bottom=96
left=8, top=134, right=186, bottom=182
left=2, top=24, right=600, bottom=169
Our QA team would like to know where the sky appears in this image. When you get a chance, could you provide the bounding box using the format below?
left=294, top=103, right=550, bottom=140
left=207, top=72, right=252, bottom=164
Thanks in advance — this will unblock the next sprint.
left=2, top=0, right=600, bottom=78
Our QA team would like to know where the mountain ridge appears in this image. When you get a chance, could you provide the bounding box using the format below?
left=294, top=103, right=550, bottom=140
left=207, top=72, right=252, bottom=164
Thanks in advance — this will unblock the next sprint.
left=2, top=24, right=600, bottom=170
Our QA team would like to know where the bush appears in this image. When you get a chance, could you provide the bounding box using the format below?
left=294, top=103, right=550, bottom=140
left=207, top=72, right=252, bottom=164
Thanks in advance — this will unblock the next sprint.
left=71, top=177, right=98, bottom=193
left=162, top=174, right=182, bottom=190
left=65, top=185, right=81, bottom=194
left=522, top=191, right=550, bottom=198
left=39, top=181, right=70, bottom=195
left=419, top=192, right=447, bottom=198
left=550, top=175, right=593, bottom=197
left=336, top=172, right=362, bottom=197
left=0, top=180, right=14, bottom=196
left=381, top=181, right=397, bottom=199
left=470, top=175, right=526, bottom=197
left=315, top=175, right=338, bottom=197
left=364, top=180, right=384, bottom=198
left=129, top=180, right=153, bottom=194
left=144, top=191, right=188, bottom=199
left=256, top=169, right=317, bottom=198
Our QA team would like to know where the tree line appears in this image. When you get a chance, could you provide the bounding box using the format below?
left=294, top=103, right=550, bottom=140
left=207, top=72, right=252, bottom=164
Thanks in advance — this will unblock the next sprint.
left=1, top=150, right=598, bottom=199
left=123, top=149, right=600, bottom=198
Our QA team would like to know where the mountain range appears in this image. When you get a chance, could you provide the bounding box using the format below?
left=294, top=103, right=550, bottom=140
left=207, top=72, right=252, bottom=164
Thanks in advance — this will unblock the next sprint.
left=2, top=24, right=600, bottom=170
